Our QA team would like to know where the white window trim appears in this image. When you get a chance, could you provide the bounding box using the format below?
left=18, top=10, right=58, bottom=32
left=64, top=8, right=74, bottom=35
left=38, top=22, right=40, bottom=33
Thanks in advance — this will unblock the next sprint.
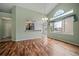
left=52, top=31, right=74, bottom=35
left=51, top=16, right=74, bottom=35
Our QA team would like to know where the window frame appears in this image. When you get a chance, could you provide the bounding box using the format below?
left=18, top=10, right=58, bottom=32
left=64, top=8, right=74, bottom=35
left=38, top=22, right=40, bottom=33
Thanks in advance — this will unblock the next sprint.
left=49, top=15, right=75, bottom=35
left=53, top=20, right=64, bottom=32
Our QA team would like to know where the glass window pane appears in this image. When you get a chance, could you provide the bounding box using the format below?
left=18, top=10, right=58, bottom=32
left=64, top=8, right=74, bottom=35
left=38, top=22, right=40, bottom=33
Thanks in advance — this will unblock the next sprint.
left=54, top=21, right=63, bottom=32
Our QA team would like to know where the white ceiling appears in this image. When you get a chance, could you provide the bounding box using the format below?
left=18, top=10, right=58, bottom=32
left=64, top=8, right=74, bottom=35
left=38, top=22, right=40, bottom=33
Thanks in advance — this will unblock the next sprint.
left=0, top=3, right=58, bottom=15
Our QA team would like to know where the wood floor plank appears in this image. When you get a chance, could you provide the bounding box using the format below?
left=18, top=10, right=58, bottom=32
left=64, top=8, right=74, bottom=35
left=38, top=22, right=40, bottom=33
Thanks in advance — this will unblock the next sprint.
left=0, top=38, right=79, bottom=56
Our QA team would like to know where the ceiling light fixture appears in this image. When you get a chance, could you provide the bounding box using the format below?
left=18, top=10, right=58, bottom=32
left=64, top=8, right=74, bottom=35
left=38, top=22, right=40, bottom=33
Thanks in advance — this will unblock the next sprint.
left=42, top=6, right=48, bottom=21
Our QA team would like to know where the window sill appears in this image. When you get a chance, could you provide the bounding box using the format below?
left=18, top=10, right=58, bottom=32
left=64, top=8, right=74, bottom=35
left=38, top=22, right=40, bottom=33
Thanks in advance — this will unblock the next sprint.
left=52, top=31, right=74, bottom=35
left=25, top=30, right=41, bottom=32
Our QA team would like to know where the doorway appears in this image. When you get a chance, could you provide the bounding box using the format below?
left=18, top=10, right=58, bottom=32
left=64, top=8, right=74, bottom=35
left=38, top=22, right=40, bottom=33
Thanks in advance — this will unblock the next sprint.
left=0, top=18, right=12, bottom=42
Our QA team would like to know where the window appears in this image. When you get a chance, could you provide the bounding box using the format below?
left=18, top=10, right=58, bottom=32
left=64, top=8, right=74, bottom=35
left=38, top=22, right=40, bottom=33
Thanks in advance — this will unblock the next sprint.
left=50, top=16, right=74, bottom=34
left=64, top=16, right=73, bottom=34
left=25, top=23, right=34, bottom=30
left=54, top=21, right=64, bottom=32
left=25, top=20, right=34, bottom=31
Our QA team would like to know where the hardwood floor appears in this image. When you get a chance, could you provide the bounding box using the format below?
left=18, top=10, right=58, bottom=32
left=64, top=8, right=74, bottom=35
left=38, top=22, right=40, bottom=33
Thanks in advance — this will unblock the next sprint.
left=0, top=38, right=79, bottom=56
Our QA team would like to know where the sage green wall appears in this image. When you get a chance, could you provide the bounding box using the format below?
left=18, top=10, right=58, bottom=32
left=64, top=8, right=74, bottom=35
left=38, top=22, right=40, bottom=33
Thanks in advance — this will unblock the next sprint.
left=47, top=3, right=79, bottom=45
left=14, top=6, right=45, bottom=41
left=11, top=6, right=16, bottom=41
left=0, top=12, right=11, bottom=39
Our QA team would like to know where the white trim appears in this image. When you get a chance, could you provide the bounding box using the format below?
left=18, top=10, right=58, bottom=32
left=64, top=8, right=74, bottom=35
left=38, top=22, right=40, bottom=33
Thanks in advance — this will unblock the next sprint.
left=15, top=37, right=42, bottom=41
left=50, top=9, right=74, bottom=21
left=52, top=32, right=74, bottom=35
left=48, top=37, right=79, bottom=46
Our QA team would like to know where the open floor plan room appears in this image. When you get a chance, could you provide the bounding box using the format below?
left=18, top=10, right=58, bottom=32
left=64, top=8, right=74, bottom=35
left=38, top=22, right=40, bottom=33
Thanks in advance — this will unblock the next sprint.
left=0, top=3, right=79, bottom=56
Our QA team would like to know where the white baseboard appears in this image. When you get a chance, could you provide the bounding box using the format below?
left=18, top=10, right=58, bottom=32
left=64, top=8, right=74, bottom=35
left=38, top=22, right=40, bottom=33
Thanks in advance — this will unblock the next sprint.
left=15, top=37, right=42, bottom=41
left=48, top=37, right=79, bottom=46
